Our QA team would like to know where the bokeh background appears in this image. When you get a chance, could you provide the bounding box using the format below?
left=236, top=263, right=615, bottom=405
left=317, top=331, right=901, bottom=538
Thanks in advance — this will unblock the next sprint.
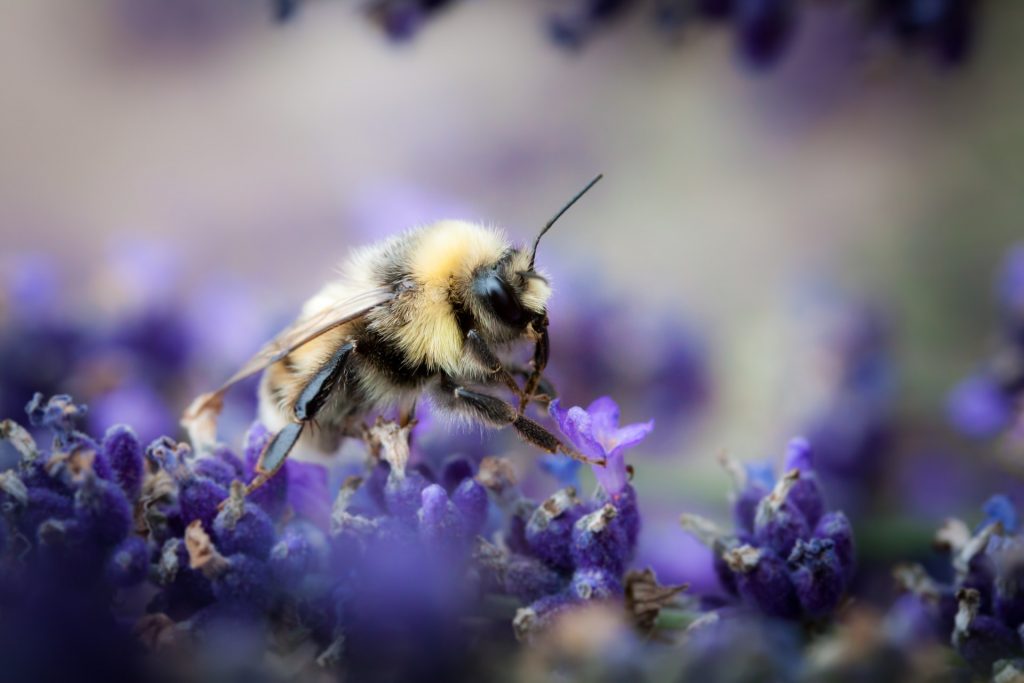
left=3, top=0, right=1024, bottom=598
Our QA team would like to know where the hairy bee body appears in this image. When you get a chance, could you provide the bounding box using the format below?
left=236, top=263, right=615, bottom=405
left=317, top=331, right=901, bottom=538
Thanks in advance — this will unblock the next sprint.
left=258, top=220, right=552, bottom=448
left=184, top=175, right=603, bottom=486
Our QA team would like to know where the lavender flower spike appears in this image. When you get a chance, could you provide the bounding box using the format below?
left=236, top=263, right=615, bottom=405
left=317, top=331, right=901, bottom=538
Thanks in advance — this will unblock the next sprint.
left=549, top=396, right=653, bottom=495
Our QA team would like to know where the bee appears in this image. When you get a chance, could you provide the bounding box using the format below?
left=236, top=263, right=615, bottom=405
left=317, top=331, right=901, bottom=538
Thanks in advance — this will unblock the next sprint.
left=183, top=175, right=604, bottom=492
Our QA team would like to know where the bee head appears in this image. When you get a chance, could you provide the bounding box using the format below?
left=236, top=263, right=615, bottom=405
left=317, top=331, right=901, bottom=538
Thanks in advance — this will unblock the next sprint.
left=464, top=174, right=601, bottom=339
left=464, top=247, right=549, bottom=341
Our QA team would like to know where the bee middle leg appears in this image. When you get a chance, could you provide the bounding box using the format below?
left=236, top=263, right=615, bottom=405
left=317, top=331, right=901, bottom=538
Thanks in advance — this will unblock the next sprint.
left=435, top=376, right=605, bottom=467
left=247, top=342, right=356, bottom=495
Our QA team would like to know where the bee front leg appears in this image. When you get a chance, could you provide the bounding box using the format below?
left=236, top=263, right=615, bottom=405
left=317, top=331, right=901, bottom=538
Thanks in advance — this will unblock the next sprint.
left=247, top=342, right=356, bottom=497
left=505, top=364, right=557, bottom=406
left=435, top=376, right=605, bottom=467
left=464, top=330, right=529, bottom=405
left=519, top=316, right=550, bottom=413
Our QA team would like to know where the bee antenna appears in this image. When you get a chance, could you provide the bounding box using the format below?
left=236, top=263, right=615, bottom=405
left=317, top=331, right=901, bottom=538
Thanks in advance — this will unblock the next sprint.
left=530, top=173, right=603, bottom=268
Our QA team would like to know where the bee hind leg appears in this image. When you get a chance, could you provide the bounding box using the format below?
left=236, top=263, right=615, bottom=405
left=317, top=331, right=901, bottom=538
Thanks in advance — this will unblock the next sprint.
left=246, top=342, right=356, bottom=497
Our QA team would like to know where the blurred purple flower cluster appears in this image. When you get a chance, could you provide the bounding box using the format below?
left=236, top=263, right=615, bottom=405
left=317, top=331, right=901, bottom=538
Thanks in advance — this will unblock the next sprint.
left=0, top=249, right=270, bottom=446
left=794, top=292, right=895, bottom=515
left=948, top=245, right=1024, bottom=440
left=682, top=438, right=855, bottom=622
left=265, top=0, right=979, bottom=71
left=557, top=0, right=977, bottom=69
left=486, top=397, right=660, bottom=641
left=894, top=495, right=1024, bottom=677
left=0, top=392, right=673, bottom=680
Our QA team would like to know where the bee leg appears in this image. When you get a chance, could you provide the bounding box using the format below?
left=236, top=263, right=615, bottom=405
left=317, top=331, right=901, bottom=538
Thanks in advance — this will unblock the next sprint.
left=246, top=342, right=356, bottom=496
left=436, top=377, right=605, bottom=467
left=464, top=330, right=527, bottom=402
left=519, top=316, right=550, bottom=413
left=505, top=364, right=557, bottom=406
left=398, top=399, right=418, bottom=428
left=247, top=421, right=305, bottom=494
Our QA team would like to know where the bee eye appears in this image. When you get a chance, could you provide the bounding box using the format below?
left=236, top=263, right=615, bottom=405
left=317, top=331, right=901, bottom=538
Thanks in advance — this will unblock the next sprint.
left=476, top=274, right=525, bottom=325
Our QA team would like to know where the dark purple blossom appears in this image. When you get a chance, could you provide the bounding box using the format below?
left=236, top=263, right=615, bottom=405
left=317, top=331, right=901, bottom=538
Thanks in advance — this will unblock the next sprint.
left=212, top=484, right=276, bottom=560
left=451, top=477, right=488, bottom=536
left=105, top=535, right=150, bottom=587
left=894, top=497, right=1024, bottom=674
left=191, top=453, right=238, bottom=489
left=74, top=474, right=132, bottom=548
left=571, top=503, right=630, bottom=574
left=726, top=545, right=801, bottom=619
left=953, top=588, right=1022, bottom=673
left=682, top=437, right=853, bottom=622
left=787, top=537, right=844, bottom=619
left=101, top=424, right=144, bottom=500
left=179, top=475, right=229, bottom=531
left=525, top=487, right=588, bottom=572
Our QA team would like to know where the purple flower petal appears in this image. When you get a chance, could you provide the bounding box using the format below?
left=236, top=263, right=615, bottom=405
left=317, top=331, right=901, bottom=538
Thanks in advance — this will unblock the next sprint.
left=594, top=448, right=628, bottom=496
left=549, top=400, right=604, bottom=460
left=550, top=397, right=653, bottom=496
left=586, top=396, right=621, bottom=435
left=608, top=420, right=655, bottom=452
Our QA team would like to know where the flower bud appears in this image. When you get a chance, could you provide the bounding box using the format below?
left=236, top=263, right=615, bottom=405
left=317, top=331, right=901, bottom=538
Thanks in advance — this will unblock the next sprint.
left=571, top=504, right=628, bottom=574
left=782, top=438, right=824, bottom=527
left=270, top=523, right=326, bottom=591
left=418, top=484, right=465, bottom=545
left=243, top=422, right=288, bottom=519
left=451, top=477, right=488, bottom=536
left=952, top=587, right=1022, bottom=673
left=571, top=566, right=623, bottom=600
left=440, top=457, right=474, bottom=492
left=178, top=476, right=229, bottom=532
left=724, top=544, right=800, bottom=619
left=191, top=456, right=237, bottom=490
left=753, top=470, right=810, bottom=558
left=74, top=474, right=132, bottom=548
left=513, top=592, right=576, bottom=643
left=814, top=511, right=855, bottom=585
left=788, top=538, right=844, bottom=619
left=213, top=483, right=275, bottom=560
left=17, top=486, right=73, bottom=537
left=106, top=535, right=150, bottom=587
left=475, top=540, right=567, bottom=602
left=525, top=487, right=586, bottom=571
left=102, top=425, right=144, bottom=501
left=211, top=554, right=275, bottom=613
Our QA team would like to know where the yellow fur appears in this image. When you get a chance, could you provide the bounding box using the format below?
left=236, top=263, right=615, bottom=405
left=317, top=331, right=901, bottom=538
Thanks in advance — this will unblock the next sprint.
left=410, top=221, right=506, bottom=286
left=520, top=274, right=551, bottom=314
left=394, top=221, right=507, bottom=373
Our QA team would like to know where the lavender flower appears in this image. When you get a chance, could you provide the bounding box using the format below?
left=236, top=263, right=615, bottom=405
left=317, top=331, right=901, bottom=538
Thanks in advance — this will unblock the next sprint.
left=895, top=495, right=1024, bottom=675
left=682, top=437, right=854, bottom=623
left=101, top=424, right=144, bottom=500
left=549, top=396, right=653, bottom=497
left=949, top=244, right=1024, bottom=440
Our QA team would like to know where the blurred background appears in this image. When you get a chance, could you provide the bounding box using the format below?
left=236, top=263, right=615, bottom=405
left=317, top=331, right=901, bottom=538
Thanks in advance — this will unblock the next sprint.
left=2, top=0, right=1024, bottom=598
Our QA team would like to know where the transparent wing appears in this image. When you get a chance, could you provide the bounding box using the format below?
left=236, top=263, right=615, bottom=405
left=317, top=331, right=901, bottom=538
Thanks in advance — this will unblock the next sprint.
left=182, top=286, right=393, bottom=439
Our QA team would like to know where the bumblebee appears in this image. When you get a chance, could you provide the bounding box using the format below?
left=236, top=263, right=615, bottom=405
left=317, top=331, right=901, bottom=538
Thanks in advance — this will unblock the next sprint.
left=184, top=176, right=604, bottom=491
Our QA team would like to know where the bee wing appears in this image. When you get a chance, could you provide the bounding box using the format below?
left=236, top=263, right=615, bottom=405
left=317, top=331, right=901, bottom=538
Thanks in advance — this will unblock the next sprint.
left=182, top=286, right=393, bottom=445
